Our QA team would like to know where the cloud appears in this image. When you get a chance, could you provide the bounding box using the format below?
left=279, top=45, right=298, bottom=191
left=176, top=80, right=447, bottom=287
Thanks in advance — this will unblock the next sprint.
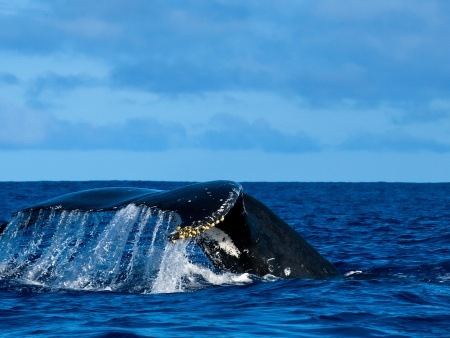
left=196, top=114, right=321, bottom=153
left=392, top=100, right=450, bottom=125
left=1, top=2, right=450, bottom=158
left=2, top=1, right=450, bottom=105
left=46, top=118, right=187, bottom=151
left=0, top=104, right=320, bottom=153
left=0, top=103, right=187, bottom=151
left=0, top=72, right=19, bottom=85
left=341, top=130, right=450, bottom=153
left=25, top=72, right=100, bottom=108
left=0, top=103, right=50, bottom=146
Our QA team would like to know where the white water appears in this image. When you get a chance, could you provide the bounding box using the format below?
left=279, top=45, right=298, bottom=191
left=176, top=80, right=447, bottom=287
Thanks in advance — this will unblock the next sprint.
left=0, top=205, right=252, bottom=293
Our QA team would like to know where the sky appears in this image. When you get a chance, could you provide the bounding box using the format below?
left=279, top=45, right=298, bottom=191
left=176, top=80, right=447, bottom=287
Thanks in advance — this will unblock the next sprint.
left=1, top=0, right=450, bottom=182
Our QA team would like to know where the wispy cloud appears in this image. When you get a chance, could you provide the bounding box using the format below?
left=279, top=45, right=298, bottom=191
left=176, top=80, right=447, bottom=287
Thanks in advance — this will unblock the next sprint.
left=0, top=72, right=19, bottom=85
left=0, top=104, right=187, bottom=151
left=45, top=118, right=187, bottom=151
left=25, top=72, right=101, bottom=108
left=197, top=114, right=320, bottom=153
left=392, top=100, right=450, bottom=125
left=341, top=131, right=450, bottom=153
left=0, top=105, right=321, bottom=153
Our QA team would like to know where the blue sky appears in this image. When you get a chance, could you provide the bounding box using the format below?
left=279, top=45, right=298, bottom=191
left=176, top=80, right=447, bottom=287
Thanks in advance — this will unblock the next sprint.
left=1, top=1, right=450, bottom=182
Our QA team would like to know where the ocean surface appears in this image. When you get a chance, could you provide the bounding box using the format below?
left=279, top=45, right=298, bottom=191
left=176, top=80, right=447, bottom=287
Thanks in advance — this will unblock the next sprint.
left=0, top=181, right=449, bottom=337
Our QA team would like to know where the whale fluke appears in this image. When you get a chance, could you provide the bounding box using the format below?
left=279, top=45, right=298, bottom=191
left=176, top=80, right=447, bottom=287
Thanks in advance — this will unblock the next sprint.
left=1, top=181, right=339, bottom=279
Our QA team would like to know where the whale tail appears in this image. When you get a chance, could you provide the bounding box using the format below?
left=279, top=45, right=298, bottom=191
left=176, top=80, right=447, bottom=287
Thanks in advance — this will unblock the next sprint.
left=1, top=181, right=339, bottom=279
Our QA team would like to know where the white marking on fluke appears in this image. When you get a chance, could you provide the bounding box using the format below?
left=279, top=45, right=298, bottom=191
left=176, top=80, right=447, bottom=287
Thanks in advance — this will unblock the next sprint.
left=203, top=227, right=241, bottom=258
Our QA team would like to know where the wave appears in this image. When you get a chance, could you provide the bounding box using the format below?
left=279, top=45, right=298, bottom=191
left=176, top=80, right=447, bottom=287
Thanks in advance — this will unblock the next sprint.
left=343, top=260, right=450, bottom=284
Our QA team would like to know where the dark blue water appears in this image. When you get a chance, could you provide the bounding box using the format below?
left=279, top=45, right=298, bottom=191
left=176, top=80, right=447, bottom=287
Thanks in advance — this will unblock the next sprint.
left=1, top=181, right=450, bottom=337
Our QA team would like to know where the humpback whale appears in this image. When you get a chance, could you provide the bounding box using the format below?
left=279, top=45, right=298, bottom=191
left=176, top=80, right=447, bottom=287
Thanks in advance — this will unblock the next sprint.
left=0, top=181, right=339, bottom=280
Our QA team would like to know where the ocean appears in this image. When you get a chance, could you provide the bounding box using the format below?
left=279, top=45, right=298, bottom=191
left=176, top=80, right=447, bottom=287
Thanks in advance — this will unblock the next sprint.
left=0, top=181, right=449, bottom=337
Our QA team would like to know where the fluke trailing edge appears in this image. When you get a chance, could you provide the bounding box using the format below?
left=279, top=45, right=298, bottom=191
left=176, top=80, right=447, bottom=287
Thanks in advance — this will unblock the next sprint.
left=0, top=181, right=339, bottom=279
